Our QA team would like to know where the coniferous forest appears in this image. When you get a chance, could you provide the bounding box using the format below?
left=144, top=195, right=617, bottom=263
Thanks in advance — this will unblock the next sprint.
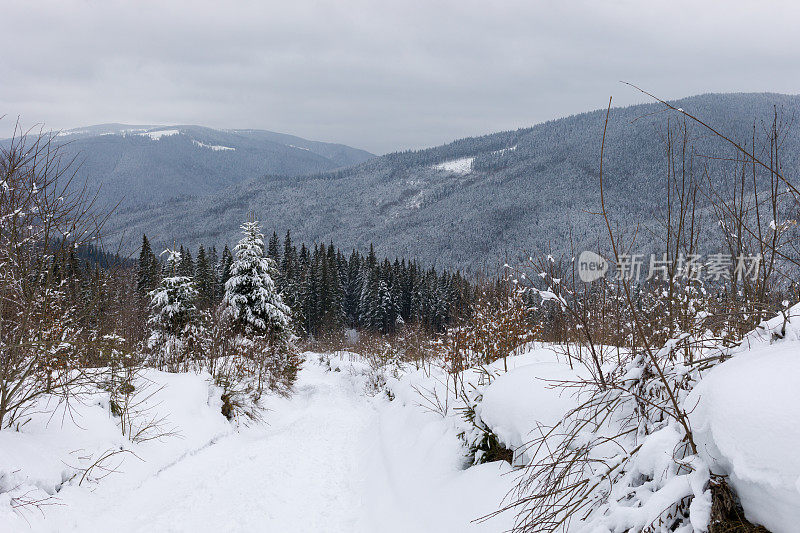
left=136, top=231, right=473, bottom=340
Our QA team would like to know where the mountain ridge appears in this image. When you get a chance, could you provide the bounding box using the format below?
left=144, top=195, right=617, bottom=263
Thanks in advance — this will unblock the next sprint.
left=2, top=124, right=375, bottom=213
left=70, top=93, right=800, bottom=270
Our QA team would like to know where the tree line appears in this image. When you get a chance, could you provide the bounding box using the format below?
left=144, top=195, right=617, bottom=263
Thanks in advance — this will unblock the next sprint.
left=136, top=231, right=473, bottom=339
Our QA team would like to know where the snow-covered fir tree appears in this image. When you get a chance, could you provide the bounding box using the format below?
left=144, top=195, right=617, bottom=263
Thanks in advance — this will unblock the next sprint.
left=223, top=220, right=292, bottom=342
left=148, top=248, right=200, bottom=369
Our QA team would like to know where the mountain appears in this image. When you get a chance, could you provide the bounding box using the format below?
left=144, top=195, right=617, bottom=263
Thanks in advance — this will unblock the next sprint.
left=4, top=124, right=374, bottom=211
left=100, top=94, right=800, bottom=271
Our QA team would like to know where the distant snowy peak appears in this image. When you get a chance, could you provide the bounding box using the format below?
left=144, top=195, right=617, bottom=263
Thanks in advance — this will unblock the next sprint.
left=56, top=125, right=152, bottom=137
left=432, top=156, right=475, bottom=175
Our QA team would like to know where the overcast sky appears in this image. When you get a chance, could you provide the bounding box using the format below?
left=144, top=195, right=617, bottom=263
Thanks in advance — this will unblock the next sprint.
left=2, top=0, right=799, bottom=154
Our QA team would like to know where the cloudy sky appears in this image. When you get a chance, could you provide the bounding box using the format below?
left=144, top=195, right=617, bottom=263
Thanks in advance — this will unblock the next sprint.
left=2, top=0, right=799, bottom=154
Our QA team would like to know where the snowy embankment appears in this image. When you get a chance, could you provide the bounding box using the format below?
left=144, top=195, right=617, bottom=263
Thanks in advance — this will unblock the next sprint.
left=688, top=307, right=800, bottom=533
left=384, top=344, right=584, bottom=465
left=378, top=322, right=800, bottom=532
left=0, top=370, right=233, bottom=531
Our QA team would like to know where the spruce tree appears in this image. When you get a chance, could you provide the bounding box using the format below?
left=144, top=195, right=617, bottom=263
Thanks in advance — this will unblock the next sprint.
left=178, top=247, right=195, bottom=278
left=195, top=245, right=215, bottom=308
left=344, top=250, right=362, bottom=327
left=136, top=234, right=159, bottom=297
left=219, top=245, right=233, bottom=299
left=359, top=266, right=381, bottom=331
left=268, top=231, right=280, bottom=264
left=148, top=249, right=199, bottom=368
left=223, top=220, right=291, bottom=341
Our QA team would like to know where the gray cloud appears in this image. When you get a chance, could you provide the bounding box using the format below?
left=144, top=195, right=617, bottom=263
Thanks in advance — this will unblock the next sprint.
left=2, top=0, right=799, bottom=153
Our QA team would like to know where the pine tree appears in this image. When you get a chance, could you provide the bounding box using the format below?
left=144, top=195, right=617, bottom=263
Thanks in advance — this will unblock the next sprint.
left=343, top=250, right=362, bottom=327
left=359, top=266, right=381, bottom=331
left=320, top=242, right=344, bottom=330
left=223, top=220, right=292, bottom=341
left=268, top=231, right=280, bottom=264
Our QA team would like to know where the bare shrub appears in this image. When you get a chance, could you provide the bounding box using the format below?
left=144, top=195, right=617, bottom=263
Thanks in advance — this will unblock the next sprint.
left=0, top=123, right=108, bottom=429
left=502, top=92, right=800, bottom=532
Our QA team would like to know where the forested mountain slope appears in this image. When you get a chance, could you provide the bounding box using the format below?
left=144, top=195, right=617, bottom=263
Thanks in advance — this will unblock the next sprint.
left=1, top=124, right=374, bottom=211
left=105, top=93, right=800, bottom=270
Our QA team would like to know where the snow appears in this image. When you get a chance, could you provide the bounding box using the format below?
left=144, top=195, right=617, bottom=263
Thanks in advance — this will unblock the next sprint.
left=476, top=349, right=583, bottom=463
left=0, top=369, right=232, bottom=532
left=491, top=145, right=517, bottom=155
left=0, top=357, right=515, bottom=532
left=288, top=144, right=311, bottom=151
left=138, top=129, right=181, bottom=140
left=56, top=129, right=88, bottom=137
left=192, top=140, right=235, bottom=151
left=3, top=318, right=798, bottom=532
left=432, top=156, right=474, bottom=174
left=688, top=339, right=800, bottom=533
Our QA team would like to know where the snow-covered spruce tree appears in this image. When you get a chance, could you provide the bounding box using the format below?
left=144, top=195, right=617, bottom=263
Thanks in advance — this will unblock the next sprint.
left=147, top=249, right=201, bottom=371
left=222, top=219, right=296, bottom=393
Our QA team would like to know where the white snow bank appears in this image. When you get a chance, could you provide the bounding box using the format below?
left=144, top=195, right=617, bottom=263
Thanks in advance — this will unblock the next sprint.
left=320, top=351, right=518, bottom=532
left=192, top=140, right=235, bottom=151
left=688, top=340, right=800, bottom=533
left=432, top=156, right=474, bottom=175
left=138, top=129, right=181, bottom=140
left=364, top=392, right=515, bottom=533
left=385, top=344, right=584, bottom=468
left=0, top=370, right=232, bottom=531
left=476, top=350, right=582, bottom=462
left=737, top=302, right=800, bottom=349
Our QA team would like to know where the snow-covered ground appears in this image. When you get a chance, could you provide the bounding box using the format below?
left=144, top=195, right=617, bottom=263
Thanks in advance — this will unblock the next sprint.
left=0, top=357, right=515, bottom=533
left=138, top=129, right=181, bottom=140
left=688, top=305, right=800, bottom=533
left=3, top=317, right=799, bottom=532
left=432, top=156, right=474, bottom=174
left=192, top=140, right=236, bottom=151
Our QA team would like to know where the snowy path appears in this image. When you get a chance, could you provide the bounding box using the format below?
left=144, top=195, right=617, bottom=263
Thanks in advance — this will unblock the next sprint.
left=33, top=358, right=513, bottom=533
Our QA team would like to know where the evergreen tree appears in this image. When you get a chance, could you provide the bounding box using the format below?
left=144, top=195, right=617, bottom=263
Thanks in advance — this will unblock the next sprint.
left=136, top=234, right=159, bottom=297
left=343, top=250, right=362, bottom=327
left=320, top=243, right=344, bottom=330
left=148, top=249, right=200, bottom=368
left=195, top=245, right=215, bottom=308
left=219, top=245, right=234, bottom=299
left=359, top=266, right=381, bottom=331
left=178, top=247, right=195, bottom=278
left=223, top=220, right=292, bottom=341
left=267, top=231, right=280, bottom=264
